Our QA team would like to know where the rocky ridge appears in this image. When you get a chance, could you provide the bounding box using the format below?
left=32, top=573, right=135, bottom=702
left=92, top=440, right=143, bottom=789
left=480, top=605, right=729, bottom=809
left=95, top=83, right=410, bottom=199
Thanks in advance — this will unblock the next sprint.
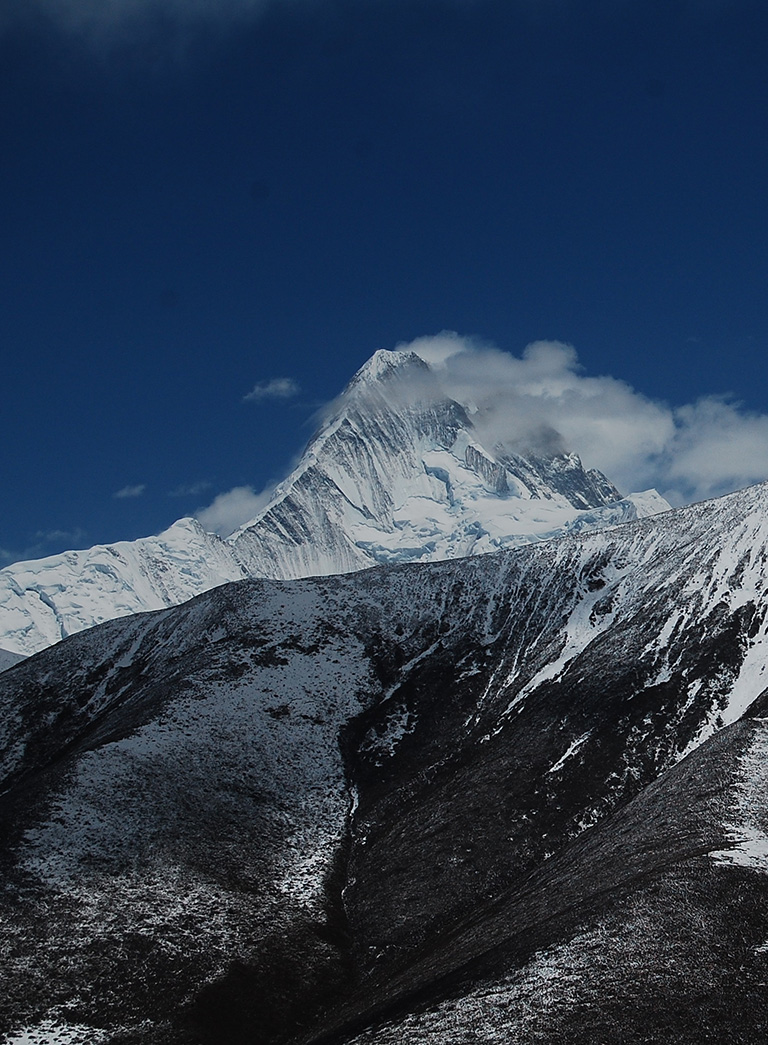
left=1, top=480, right=767, bottom=1043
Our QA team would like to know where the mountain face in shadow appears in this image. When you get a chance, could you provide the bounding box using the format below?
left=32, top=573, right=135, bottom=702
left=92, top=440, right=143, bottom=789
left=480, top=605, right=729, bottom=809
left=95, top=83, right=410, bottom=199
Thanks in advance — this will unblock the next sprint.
left=1, top=482, right=767, bottom=1043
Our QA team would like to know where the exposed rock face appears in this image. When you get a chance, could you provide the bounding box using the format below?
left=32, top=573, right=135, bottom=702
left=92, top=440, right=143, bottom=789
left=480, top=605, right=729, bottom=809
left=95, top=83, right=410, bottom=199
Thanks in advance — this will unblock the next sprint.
left=0, top=349, right=667, bottom=656
left=1, top=481, right=767, bottom=1043
left=0, top=648, right=24, bottom=673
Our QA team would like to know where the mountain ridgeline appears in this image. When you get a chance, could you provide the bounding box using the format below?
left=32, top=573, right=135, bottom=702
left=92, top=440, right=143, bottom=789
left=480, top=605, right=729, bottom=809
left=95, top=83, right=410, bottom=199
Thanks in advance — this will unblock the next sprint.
left=2, top=475, right=768, bottom=1043
left=0, top=349, right=667, bottom=656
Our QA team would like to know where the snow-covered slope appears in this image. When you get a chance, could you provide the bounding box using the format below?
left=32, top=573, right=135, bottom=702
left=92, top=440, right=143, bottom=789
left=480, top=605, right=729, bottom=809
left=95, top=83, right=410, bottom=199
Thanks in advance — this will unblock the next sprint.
left=335, top=719, right=768, bottom=1045
left=1, top=480, right=768, bottom=1043
left=0, top=518, right=246, bottom=656
left=0, top=349, right=668, bottom=657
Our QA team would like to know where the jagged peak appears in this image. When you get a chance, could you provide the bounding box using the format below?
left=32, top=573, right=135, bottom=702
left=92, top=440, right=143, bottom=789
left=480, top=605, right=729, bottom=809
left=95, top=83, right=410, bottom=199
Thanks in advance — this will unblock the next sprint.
left=290, top=347, right=461, bottom=463
left=158, top=516, right=211, bottom=540
left=229, top=350, right=470, bottom=538
left=346, top=348, right=432, bottom=391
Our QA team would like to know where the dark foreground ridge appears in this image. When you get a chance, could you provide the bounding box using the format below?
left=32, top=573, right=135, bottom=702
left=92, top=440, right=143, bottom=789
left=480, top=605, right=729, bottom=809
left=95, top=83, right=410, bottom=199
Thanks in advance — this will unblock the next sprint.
left=2, top=482, right=768, bottom=1042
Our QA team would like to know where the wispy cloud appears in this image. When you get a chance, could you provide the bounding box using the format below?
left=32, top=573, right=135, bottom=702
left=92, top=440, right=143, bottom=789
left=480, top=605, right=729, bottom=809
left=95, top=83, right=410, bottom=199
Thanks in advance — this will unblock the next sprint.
left=400, top=333, right=768, bottom=505
left=243, top=377, right=300, bottom=403
left=114, top=484, right=147, bottom=499
left=168, top=480, right=212, bottom=498
left=33, top=527, right=88, bottom=545
left=195, top=484, right=272, bottom=536
left=27, top=0, right=271, bottom=31
left=13, top=0, right=282, bottom=47
left=0, top=527, right=89, bottom=568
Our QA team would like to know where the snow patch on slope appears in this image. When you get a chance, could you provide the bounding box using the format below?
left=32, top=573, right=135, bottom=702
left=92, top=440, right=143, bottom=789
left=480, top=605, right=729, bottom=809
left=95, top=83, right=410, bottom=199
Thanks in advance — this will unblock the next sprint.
left=500, top=557, right=628, bottom=720
left=710, top=720, right=768, bottom=873
left=4, top=1020, right=110, bottom=1044
left=548, top=732, right=592, bottom=774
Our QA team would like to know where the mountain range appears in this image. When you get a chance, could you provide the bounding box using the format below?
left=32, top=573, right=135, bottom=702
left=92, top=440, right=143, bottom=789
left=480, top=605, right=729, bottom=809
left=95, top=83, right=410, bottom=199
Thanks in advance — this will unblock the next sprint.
left=2, top=352, right=767, bottom=1044
left=0, top=349, right=666, bottom=657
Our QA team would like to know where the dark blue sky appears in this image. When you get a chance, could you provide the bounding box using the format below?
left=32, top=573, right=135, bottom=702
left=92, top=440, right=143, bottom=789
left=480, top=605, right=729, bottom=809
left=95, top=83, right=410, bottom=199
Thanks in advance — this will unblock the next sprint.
left=3, top=0, right=768, bottom=562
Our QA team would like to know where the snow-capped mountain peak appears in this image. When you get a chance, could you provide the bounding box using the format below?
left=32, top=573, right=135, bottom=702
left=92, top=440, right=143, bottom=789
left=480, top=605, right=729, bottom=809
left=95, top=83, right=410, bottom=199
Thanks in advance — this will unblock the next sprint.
left=345, top=346, right=430, bottom=388
left=228, top=349, right=666, bottom=576
left=0, top=349, right=669, bottom=655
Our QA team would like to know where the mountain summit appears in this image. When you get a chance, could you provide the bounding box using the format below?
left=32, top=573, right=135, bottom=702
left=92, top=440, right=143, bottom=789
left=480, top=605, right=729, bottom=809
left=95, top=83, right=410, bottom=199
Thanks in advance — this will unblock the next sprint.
left=232, top=348, right=665, bottom=576
left=0, top=349, right=668, bottom=655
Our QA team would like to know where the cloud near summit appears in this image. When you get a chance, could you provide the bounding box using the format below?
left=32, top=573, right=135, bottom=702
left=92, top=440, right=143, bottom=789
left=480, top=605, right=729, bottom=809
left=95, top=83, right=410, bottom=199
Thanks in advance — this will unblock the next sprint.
left=194, top=331, right=768, bottom=538
left=400, top=333, right=768, bottom=506
left=195, top=485, right=272, bottom=536
left=244, top=377, right=300, bottom=403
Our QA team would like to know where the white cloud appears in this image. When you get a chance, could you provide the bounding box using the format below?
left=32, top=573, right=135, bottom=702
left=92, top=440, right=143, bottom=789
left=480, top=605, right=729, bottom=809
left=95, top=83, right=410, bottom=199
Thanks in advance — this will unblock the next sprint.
left=114, top=484, right=146, bottom=499
left=195, top=484, right=272, bottom=536
left=396, top=330, right=478, bottom=367
left=244, top=377, right=300, bottom=403
left=665, top=397, right=768, bottom=504
left=0, top=546, right=17, bottom=569
left=402, top=333, right=768, bottom=505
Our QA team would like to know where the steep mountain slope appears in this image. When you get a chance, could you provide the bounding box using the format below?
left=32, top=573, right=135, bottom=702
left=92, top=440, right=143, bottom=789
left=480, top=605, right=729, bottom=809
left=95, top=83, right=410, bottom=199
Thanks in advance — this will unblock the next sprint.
left=0, top=349, right=667, bottom=656
left=229, top=350, right=662, bottom=579
left=0, top=481, right=767, bottom=1044
left=328, top=719, right=768, bottom=1045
